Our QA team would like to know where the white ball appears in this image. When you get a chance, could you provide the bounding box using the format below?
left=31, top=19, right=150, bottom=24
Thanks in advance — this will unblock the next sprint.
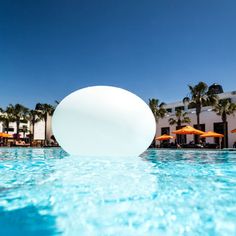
left=52, top=86, right=156, bottom=157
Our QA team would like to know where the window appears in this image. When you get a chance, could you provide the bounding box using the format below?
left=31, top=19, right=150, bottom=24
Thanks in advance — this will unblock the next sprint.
left=166, top=108, right=172, bottom=113
left=161, top=127, right=170, bottom=135
left=188, top=103, right=196, bottom=109
left=214, top=122, right=228, bottom=148
left=175, top=106, right=184, bottom=111
left=3, top=127, right=14, bottom=132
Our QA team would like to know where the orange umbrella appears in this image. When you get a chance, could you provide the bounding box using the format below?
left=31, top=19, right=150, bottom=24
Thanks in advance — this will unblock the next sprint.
left=231, top=129, right=236, bottom=133
left=156, top=134, right=174, bottom=141
left=172, top=126, right=204, bottom=135
left=200, top=131, right=224, bottom=138
left=0, top=132, right=13, bottom=138
left=200, top=131, right=224, bottom=149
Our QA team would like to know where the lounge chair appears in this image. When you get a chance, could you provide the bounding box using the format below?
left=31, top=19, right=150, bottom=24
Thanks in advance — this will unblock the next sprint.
left=15, top=140, right=30, bottom=147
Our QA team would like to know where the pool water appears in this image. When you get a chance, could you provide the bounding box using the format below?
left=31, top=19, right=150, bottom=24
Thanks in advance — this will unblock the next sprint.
left=0, top=148, right=236, bottom=236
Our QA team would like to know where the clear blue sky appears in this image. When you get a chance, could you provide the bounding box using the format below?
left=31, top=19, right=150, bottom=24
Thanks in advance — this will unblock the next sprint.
left=0, top=0, right=236, bottom=109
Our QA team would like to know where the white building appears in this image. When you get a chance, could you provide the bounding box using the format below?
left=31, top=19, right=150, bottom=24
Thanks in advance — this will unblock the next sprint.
left=0, top=120, right=31, bottom=138
left=33, top=116, right=53, bottom=141
left=156, top=90, right=236, bottom=148
left=0, top=116, right=53, bottom=142
left=1, top=86, right=236, bottom=148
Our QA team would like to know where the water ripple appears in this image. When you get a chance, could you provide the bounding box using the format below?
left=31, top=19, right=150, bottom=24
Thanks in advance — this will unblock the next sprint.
left=0, top=148, right=236, bottom=235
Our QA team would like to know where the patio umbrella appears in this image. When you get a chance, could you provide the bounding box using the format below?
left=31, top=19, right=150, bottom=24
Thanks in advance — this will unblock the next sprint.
left=172, top=126, right=204, bottom=135
left=231, top=129, right=236, bottom=133
left=200, top=131, right=224, bottom=149
left=200, top=131, right=224, bottom=138
left=156, top=134, right=174, bottom=141
left=0, top=132, right=13, bottom=138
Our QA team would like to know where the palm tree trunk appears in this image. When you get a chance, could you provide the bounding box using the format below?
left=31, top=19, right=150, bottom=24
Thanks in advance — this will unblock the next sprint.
left=196, top=112, right=200, bottom=129
left=29, top=123, right=34, bottom=146
left=222, top=113, right=228, bottom=148
left=176, top=122, right=181, bottom=145
left=44, top=115, right=47, bottom=145
left=32, top=122, right=35, bottom=140
left=196, top=111, right=200, bottom=144
left=177, top=120, right=181, bottom=127
left=16, top=120, right=20, bottom=140
left=6, top=122, right=9, bottom=134
left=223, top=121, right=227, bottom=148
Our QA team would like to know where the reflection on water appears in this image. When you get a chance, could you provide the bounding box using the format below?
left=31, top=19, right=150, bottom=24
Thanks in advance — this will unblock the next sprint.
left=144, top=149, right=236, bottom=164
left=0, top=148, right=236, bottom=235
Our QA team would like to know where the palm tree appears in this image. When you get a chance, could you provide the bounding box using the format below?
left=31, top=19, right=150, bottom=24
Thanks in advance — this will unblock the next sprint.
left=148, top=99, right=166, bottom=122
left=22, top=125, right=29, bottom=138
left=148, top=99, right=166, bottom=148
left=168, top=109, right=191, bottom=127
left=28, top=109, right=43, bottom=142
left=183, top=82, right=218, bottom=142
left=7, top=104, right=29, bottom=138
left=36, top=103, right=55, bottom=145
left=213, top=99, right=236, bottom=148
left=0, top=107, right=15, bottom=133
left=169, top=109, right=191, bottom=144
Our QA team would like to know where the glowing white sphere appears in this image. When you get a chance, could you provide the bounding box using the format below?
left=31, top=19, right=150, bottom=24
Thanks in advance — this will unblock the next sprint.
left=52, top=86, right=156, bottom=157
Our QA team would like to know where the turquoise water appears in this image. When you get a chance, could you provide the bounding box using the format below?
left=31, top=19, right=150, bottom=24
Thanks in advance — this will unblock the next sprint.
left=0, top=148, right=236, bottom=236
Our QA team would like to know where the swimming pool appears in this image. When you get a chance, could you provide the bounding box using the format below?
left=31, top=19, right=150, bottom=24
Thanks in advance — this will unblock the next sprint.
left=0, top=148, right=236, bottom=235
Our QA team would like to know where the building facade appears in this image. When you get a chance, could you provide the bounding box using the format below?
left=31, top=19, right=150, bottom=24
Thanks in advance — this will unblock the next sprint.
left=156, top=91, right=236, bottom=148
left=0, top=116, right=53, bottom=142
left=1, top=89, right=236, bottom=148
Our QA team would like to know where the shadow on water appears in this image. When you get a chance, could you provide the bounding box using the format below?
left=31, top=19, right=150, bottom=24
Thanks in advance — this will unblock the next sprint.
left=0, top=149, right=66, bottom=236
left=0, top=205, right=60, bottom=236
